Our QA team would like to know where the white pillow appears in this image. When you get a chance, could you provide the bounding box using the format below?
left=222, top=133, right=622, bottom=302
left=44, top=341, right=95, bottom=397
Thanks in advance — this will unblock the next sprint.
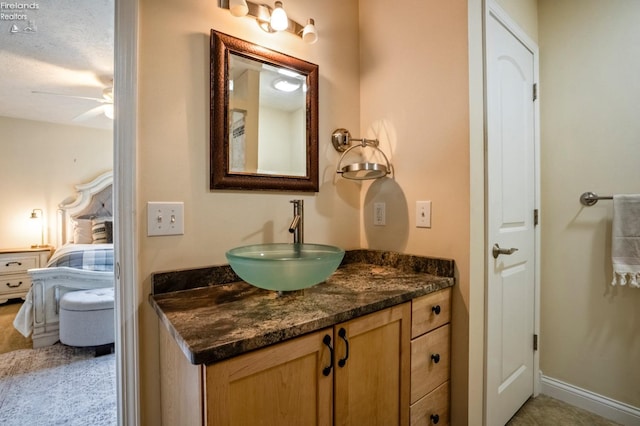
left=73, top=219, right=93, bottom=244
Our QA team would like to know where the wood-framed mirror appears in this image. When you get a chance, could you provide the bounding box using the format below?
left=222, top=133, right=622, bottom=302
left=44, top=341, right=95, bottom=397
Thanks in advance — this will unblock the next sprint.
left=210, top=30, right=319, bottom=191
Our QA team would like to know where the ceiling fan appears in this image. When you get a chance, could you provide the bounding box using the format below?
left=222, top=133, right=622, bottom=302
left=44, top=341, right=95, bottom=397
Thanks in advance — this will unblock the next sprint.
left=32, top=79, right=114, bottom=122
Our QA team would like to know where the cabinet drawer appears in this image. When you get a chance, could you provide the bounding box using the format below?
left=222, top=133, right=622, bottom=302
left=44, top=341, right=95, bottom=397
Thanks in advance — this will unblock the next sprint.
left=410, top=381, right=449, bottom=426
left=0, top=255, right=38, bottom=274
left=410, top=324, right=450, bottom=403
left=0, top=274, right=31, bottom=295
left=412, top=287, right=451, bottom=338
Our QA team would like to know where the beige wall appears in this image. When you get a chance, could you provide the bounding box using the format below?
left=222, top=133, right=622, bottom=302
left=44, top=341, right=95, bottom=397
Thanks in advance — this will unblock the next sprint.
left=138, top=0, right=477, bottom=423
left=137, top=0, right=640, bottom=423
left=358, top=0, right=470, bottom=423
left=138, top=1, right=361, bottom=424
left=539, top=0, right=640, bottom=408
left=0, top=116, right=112, bottom=248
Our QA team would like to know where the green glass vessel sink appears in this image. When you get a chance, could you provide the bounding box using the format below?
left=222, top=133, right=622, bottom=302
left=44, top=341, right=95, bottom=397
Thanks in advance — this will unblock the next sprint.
left=226, top=243, right=345, bottom=292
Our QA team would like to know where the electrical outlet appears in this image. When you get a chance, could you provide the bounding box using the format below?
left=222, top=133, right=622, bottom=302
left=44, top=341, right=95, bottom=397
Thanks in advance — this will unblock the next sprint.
left=147, top=202, right=185, bottom=236
left=374, top=202, right=386, bottom=226
left=416, top=201, right=431, bottom=228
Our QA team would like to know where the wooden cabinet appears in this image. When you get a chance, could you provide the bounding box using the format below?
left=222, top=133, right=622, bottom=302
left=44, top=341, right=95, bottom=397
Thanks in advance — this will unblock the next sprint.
left=333, top=302, right=411, bottom=426
left=206, top=328, right=333, bottom=426
left=409, top=287, right=452, bottom=425
left=0, top=248, right=51, bottom=304
left=160, top=302, right=411, bottom=426
left=157, top=287, right=455, bottom=426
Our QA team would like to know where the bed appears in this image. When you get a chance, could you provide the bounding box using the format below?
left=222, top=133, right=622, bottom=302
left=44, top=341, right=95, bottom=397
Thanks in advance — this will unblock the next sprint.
left=13, top=171, right=115, bottom=348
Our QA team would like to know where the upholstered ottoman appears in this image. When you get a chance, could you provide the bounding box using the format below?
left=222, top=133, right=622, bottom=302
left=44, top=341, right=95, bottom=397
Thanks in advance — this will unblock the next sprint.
left=59, top=287, right=115, bottom=347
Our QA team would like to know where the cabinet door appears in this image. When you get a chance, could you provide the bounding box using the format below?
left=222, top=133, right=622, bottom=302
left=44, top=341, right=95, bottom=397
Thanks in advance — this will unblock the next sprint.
left=205, top=328, right=334, bottom=426
left=334, top=303, right=411, bottom=426
left=159, top=325, right=204, bottom=426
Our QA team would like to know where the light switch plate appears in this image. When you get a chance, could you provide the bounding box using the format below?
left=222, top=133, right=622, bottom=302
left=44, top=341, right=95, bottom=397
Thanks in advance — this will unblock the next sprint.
left=416, top=201, right=431, bottom=228
left=147, top=202, right=184, bottom=236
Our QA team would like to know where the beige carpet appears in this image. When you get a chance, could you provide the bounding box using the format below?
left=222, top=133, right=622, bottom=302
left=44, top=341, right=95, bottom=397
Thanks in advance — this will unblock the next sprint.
left=1, top=300, right=116, bottom=425
left=0, top=299, right=32, bottom=354
left=508, top=394, right=621, bottom=425
left=0, top=343, right=116, bottom=425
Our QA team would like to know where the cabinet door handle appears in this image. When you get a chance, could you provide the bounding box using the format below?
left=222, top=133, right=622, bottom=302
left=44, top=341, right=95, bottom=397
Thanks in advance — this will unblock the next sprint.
left=6, top=281, right=23, bottom=288
left=431, top=353, right=441, bottom=364
left=337, top=327, right=350, bottom=368
left=430, top=413, right=440, bottom=424
left=432, top=304, right=441, bottom=315
left=322, top=334, right=334, bottom=376
left=5, top=261, right=22, bottom=267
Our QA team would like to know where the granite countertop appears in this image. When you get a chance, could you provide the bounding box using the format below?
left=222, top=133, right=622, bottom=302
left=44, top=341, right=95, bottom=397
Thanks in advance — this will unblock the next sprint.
left=150, top=250, right=455, bottom=365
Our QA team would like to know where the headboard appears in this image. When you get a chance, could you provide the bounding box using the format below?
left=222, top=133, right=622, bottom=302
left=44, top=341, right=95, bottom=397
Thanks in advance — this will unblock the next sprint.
left=56, top=171, right=113, bottom=246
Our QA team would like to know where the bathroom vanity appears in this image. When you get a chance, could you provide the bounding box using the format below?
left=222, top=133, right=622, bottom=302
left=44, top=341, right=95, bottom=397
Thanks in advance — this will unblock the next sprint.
left=150, top=250, right=454, bottom=426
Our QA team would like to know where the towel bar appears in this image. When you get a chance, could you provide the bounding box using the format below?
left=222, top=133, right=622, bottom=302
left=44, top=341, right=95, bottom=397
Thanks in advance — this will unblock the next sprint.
left=580, top=192, right=613, bottom=206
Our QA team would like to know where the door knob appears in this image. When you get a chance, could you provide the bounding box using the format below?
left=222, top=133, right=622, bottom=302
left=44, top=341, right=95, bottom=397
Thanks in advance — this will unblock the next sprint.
left=492, top=243, right=519, bottom=259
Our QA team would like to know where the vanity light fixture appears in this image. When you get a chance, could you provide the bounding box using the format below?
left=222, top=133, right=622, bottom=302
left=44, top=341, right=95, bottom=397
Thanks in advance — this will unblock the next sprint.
left=269, top=1, right=288, bottom=31
left=228, top=0, right=249, bottom=17
left=219, top=0, right=318, bottom=44
left=302, top=19, right=318, bottom=44
left=332, top=128, right=393, bottom=180
left=29, top=208, right=46, bottom=248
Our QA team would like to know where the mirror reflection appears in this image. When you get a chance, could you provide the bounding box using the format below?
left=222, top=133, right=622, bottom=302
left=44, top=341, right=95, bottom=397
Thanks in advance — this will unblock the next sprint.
left=228, top=54, right=307, bottom=177
left=210, top=30, right=319, bottom=192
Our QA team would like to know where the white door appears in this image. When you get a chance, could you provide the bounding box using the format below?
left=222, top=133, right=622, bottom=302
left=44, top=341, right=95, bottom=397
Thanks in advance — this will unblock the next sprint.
left=485, top=8, right=537, bottom=426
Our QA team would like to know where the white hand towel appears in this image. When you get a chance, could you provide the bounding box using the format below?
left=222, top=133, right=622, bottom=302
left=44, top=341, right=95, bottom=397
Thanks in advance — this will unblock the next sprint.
left=611, top=194, right=640, bottom=287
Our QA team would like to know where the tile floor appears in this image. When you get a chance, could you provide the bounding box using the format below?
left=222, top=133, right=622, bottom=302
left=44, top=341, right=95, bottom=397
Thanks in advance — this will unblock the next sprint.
left=508, top=394, right=620, bottom=426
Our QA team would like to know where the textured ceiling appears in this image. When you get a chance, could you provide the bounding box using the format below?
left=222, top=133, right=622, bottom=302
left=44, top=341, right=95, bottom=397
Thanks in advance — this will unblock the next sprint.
left=0, top=0, right=114, bottom=130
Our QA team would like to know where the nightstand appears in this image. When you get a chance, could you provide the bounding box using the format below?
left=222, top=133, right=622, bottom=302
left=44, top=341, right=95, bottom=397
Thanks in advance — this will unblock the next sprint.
left=0, top=247, right=52, bottom=304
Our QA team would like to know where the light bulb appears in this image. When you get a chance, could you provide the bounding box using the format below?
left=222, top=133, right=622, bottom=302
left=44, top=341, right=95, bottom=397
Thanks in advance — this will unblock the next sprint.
left=270, top=1, right=288, bottom=31
left=302, top=18, right=318, bottom=44
left=229, top=0, right=249, bottom=17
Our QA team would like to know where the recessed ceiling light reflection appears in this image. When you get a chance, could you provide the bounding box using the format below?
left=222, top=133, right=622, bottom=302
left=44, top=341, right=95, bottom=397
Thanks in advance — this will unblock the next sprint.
left=273, top=78, right=301, bottom=92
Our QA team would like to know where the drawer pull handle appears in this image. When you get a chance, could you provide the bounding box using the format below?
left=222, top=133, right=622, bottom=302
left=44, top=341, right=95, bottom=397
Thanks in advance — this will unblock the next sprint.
left=322, top=334, right=334, bottom=376
left=430, top=414, right=440, bottom=424
left=432, top=304, right=441, bottom=315
left=338, top=327, right=350, bottom=368
left=6, top=281, right=23, bottom=288
left=431, top=353, right=441, bottom=364
left=5, top=261, right=22, bottom=267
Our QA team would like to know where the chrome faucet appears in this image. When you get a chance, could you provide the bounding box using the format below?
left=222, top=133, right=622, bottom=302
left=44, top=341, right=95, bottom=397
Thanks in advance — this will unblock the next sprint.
left=289, top=200, right=304, bottom=244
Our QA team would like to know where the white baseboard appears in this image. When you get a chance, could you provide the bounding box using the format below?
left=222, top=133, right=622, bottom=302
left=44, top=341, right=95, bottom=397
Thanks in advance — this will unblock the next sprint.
left=540, top=375, right=640, bottom=426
